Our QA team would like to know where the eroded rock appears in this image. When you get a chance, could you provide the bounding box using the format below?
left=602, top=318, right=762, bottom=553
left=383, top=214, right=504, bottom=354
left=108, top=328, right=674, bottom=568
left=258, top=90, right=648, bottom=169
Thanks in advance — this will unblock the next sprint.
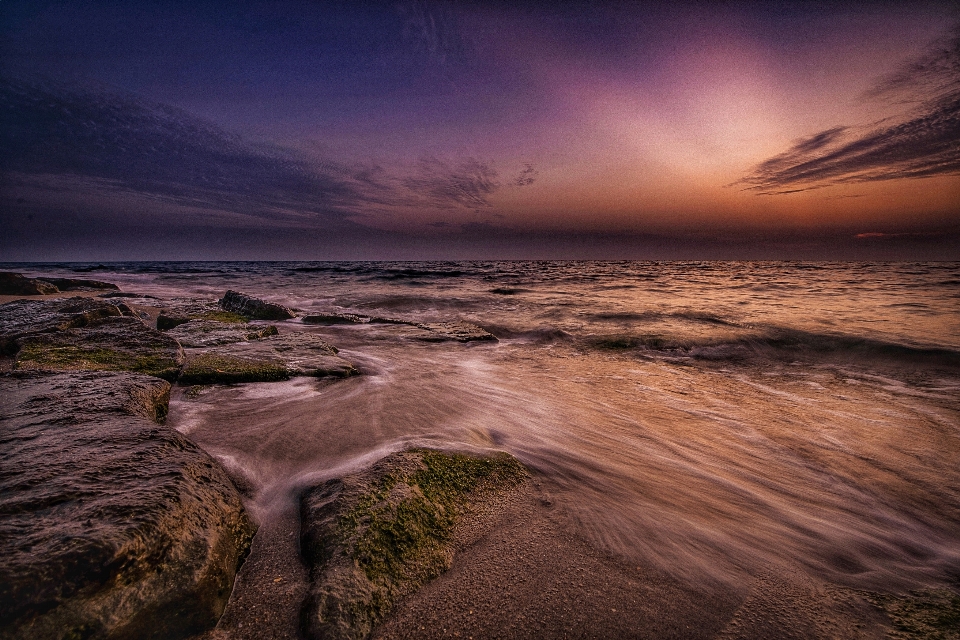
left=13, top=316, right=185, bottom=381
left=166, top=320, right=279, bottom=347
left=0, top=298, right=125, bottom=355
left=179, top=331, right=357, bottom=384
left=414, top=321, right=497, bottom=342
left=0, top=371, right=255, bottom=640
left=0, top=272, right=60, bottom=295
left=299, top=449, right=527, bottom=640
left=220, top=290, right=295, bottom=321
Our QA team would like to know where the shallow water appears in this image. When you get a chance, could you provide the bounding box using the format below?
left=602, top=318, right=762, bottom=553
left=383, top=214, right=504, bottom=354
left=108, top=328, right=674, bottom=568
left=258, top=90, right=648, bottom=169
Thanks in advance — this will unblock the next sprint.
left=12, top=261, right=960, bottom=593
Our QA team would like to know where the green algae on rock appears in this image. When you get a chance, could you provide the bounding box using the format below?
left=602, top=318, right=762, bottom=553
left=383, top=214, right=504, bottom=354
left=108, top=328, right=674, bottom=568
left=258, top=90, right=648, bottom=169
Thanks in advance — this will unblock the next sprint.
left=13, top=316, right=185, bottom=381
left=299, top=449, right=528, bottom=640
left=178, top=352, right=290, bottom=384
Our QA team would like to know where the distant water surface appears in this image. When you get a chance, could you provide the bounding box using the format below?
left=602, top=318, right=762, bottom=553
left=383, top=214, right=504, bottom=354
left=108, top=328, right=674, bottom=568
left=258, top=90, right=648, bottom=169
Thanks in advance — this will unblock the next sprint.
left=11, top=261, right=960, bottom=592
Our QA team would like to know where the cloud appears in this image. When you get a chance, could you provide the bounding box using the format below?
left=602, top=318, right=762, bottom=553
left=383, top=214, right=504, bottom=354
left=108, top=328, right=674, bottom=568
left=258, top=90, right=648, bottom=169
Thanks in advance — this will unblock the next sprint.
left=0, top=75, right=370, bottom=223
left=513, top=163, right=538, bottom=186
left=402, top=157, right=500, bottom=208
left=739, top=27, right=960, bottom=194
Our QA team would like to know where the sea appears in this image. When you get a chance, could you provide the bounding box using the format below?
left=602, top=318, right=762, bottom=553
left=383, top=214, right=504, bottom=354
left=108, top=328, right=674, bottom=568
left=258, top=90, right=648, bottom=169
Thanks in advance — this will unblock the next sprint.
left=10, top=260, right=960, bottom=594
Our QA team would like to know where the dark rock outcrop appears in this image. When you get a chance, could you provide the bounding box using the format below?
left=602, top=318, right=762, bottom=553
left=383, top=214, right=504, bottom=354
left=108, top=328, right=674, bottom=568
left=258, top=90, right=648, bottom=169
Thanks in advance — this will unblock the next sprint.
left=40, top=277, right=119, bottom=292
left=0, top=298, right=126, bottom=355
left=14, top=316, right=185, bottom=381
left=220, top=290, right=295, bottom=321
left=299, top=449, right=527, bottom=640
left=0, top=272, right=60, bottom=295
left=0, top=371, right=256, bottom=640
left=166, top=320, right=279, bottom=347
left=156, top=312, right=192, bottom=331
left=0, top=272, right=119, bottom=295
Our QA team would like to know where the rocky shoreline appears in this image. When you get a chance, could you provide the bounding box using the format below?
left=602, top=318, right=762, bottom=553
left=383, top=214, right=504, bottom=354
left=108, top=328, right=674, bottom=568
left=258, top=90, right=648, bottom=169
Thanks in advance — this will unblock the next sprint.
left=3, top=271, right=959, bottom=640
left=0, top=273, right=519, bottom=640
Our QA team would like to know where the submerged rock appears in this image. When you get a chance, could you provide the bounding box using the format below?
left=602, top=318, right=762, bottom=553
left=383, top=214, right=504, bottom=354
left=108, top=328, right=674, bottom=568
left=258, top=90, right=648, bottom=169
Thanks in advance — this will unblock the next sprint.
left=13, top=316, right=185, bottom=381
left=414, top=321, right=497, bottom=342
left=179, top=331, right=357, bottom=384
left=299, top=449, right=527, bottom=640
left=0, top=371, right=255, bottom=640
left=0, top=272, right=60, bottom=295
left=220, top=290, right=295, bottom=321
left=301, top=313, right=496, bottom=342
left=166, top=319, right=279, bottom=347
left=302, top=313, right=370, bottom=325
left=0, top=298, right=125, bottom=355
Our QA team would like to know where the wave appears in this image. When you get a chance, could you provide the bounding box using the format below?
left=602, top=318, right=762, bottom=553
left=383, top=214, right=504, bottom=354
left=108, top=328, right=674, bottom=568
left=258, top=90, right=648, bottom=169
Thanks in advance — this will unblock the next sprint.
left=583, top=328, right=960, bottom=367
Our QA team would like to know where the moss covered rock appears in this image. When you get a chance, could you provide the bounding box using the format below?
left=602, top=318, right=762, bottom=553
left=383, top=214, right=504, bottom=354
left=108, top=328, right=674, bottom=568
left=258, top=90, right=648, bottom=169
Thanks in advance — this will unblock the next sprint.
left=14, top=316, right=185, bottom=381
left=299, top=449, right=527, bottom=640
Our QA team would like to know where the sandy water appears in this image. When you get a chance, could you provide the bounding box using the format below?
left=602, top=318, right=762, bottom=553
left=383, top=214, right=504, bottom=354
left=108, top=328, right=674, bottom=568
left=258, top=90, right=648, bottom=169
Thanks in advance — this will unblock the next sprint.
left=13, top=261, right=960, bottom=594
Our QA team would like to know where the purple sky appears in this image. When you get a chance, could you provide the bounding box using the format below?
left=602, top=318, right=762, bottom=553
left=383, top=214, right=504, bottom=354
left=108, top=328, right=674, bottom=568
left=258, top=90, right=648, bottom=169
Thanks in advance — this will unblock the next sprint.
left=2, top=1, right=958, bottom=260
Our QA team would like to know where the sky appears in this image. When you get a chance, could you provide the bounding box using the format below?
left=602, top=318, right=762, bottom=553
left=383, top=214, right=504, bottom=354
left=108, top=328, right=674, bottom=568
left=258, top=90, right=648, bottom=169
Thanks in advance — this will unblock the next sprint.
left=1, top=0, right=958, bottom=260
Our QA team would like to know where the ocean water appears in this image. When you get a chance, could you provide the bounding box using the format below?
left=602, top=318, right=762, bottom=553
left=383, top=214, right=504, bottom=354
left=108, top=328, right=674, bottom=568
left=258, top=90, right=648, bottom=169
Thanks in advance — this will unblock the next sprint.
left=12, top=261, right=960, bottom=593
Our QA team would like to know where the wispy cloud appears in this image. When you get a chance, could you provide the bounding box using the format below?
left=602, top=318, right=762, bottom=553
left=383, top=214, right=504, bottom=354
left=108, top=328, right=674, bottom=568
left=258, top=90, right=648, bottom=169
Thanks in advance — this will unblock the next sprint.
left=0, top=76, right=510, bottom=227
left=402, top=157, right=500, bottom=208
left=0, top=75, right=370, bottom=222
left=513, top=163, right=538, bottom=187
left=739, top=27, right=960, bottom=194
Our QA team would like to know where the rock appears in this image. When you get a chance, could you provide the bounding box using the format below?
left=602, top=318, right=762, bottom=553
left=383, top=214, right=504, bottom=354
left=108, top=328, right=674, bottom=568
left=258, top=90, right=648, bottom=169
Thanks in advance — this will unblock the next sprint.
left=0, top=298, right=125, bottom=355
left=302, top=313, right=370, bottom=325
left=184, top=332, right=358, bottom=382
left=156, top=312, right=193, bottom=331
left=179, top=332, right=357, bottom=384
left=299, top=449, right=527, bottom=640
left=166, top=320, right=279, bottom=347
left=0, top=272, right=60, bottom=295
left=220, top=290, right=295, bottom=321
left=13, top=316, right=185, bottom=381
left=301, top=314, right=496, bottom=342
left=178, top=352, right=290, bottom=385
left=99, top=292, right=159, bottom=299
left=0, top=371, right=255, bottom=640
left=39, top=277, right=119, bottom=292
left=414, top=321, right=497, bottom=342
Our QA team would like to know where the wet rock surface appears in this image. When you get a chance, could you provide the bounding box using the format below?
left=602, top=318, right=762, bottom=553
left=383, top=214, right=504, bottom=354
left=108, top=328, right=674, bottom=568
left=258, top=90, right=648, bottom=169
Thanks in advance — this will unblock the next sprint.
left=220, top=290, right=295, bottom=321
left=0, top=371, right=256, bottom=640
left=180, top=331, right=357, bottom=384
left=14, top=316, right=185, bottom=381
left=167, top=320, right=279, bottom=347
left=414, top=321, right=497, bottom=342
left=299, top=449, right=528, bottom=640
left=302, top=313, right=496, bottom=342
left=0, top=297, right=125, bottom=355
